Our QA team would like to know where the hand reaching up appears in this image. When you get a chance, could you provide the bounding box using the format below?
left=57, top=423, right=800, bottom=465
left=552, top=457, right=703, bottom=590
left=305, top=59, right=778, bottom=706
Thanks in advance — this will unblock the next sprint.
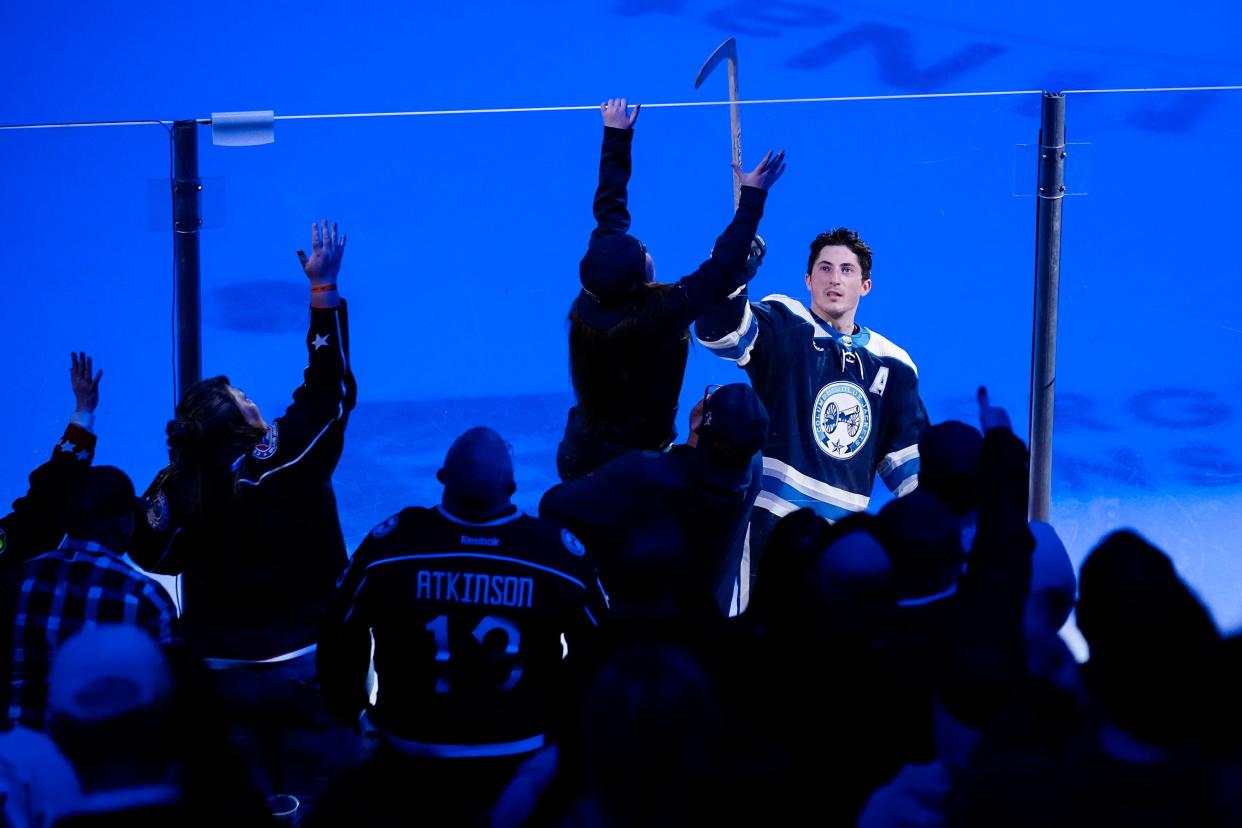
left=735, top=150, right=786, bottom=191
left=70, top=352, right=101, bottom=414
left=600, top=98, right=640, bottom=130
left=297, top=220, right=347, bottom=286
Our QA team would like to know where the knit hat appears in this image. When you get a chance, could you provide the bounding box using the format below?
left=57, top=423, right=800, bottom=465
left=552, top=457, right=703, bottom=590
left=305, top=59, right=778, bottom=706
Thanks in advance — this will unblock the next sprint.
left=64, top=466, right=141, bottom=529
left=876, top=490, right=965, bottom=606
left=48, top=626, right=172, bottom=723
left=578, top=233, right=647, bottom=302
left=695, top=383, right=769, bottom=463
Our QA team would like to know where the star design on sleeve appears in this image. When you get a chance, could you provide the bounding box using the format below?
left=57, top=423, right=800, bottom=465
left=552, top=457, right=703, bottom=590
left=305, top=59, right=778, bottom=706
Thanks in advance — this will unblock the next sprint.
left=76, top=449, right=91, bottom=461
left=59, top=441, right=77, bottom=454
left=312, top=333, right=330, bottom=351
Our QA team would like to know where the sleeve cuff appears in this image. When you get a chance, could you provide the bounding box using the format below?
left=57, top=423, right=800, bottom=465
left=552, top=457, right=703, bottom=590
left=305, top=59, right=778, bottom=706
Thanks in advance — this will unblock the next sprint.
left=738, top=186, right=768, bottom=211
left=69, top=411, right=95, bottom=432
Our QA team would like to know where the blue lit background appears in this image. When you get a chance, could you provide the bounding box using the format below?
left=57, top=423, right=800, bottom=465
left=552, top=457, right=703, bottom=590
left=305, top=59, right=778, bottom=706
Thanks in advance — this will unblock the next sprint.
left=3, top=1, right=1240, bottom=629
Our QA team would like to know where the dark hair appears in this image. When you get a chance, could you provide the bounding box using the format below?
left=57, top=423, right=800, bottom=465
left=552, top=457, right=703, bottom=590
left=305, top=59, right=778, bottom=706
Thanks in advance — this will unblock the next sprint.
left=165, top=376, right=265, bottom=520
left=567, top=282, right=687, bottom=431
left=806, top=228, right=873, bottom=279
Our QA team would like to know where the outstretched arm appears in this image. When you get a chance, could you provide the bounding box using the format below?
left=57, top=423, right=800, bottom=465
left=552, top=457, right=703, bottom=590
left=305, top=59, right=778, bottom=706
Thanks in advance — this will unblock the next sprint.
left=238, top=221, right=355, bottom=485
left=0, top=353, right=101, bottom=566
left=297, top=219, right=346, bottom=309
left=589, top=98, right=641, bottom=241
left=668, top=150, right=786, bottom=328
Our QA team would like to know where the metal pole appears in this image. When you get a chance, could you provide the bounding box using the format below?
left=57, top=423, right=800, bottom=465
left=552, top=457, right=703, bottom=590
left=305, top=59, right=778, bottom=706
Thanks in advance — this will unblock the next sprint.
left=1028, top=93, right=1066, bottom=521
left=172, top=120, right=203, bottom=403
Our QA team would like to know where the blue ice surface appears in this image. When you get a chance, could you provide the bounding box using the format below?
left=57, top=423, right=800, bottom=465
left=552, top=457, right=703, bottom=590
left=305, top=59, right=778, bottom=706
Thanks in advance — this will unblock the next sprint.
left=2, top=1, right=1240, bottom=630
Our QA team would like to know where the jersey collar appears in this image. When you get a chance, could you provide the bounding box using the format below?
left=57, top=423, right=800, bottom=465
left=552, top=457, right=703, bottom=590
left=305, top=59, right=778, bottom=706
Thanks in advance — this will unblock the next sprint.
left=809, top=309, right=871, bottom=348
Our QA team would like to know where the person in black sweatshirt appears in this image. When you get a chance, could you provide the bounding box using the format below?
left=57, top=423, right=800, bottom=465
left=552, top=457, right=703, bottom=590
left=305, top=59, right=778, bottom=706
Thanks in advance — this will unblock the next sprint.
left=556, top=96, right=785, bottom=481
left=130, top=220, right=359, bottom=805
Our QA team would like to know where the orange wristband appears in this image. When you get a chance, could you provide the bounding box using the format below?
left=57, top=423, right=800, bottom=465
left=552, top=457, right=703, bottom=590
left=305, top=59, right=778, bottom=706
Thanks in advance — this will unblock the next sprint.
left=310, top=283, right=338, bottom=293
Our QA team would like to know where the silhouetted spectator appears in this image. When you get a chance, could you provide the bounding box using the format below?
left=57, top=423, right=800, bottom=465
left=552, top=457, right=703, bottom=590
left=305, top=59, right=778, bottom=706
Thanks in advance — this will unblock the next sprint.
left=130, top=222, right=358, bottom=805
left=0, top=353, right=101, bottom=574
left=0, top=466, right=178, bottom=731
left=313, top=427, right=607, bottom=827
left=1077, top=530, right=1220, bottom=748
left=48, top=625, right=272, bottom=827
left=542, top=382, right=768, bottom=615
left=559, top=643, right=725, bottom=827
left=557, top=97, right=784, bottom=481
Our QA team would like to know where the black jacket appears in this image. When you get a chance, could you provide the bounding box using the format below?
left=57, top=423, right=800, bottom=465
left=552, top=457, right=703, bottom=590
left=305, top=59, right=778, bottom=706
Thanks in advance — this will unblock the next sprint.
left=561, top=126, right=768, bottom=479
left=132, top=302, right=356, bottom=660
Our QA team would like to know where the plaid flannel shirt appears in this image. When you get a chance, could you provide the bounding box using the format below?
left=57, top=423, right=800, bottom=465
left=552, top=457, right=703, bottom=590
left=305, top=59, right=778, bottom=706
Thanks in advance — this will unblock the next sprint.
left=4, top=539, right=179, bottom=730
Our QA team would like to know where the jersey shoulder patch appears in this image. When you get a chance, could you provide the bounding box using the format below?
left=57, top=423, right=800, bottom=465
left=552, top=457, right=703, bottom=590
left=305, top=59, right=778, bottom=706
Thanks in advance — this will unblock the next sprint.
left=371, top=513, right=401, bottom=539
left=252, top=421, right=280, bottom=459
left=145, top=491, right=171, bottom=531
left=561, top=529, right=587, bottom=557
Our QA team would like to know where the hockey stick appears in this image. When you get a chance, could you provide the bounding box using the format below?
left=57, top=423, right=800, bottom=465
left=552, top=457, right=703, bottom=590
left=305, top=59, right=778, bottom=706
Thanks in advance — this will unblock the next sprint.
left=695, top=37, right=742, bottom=210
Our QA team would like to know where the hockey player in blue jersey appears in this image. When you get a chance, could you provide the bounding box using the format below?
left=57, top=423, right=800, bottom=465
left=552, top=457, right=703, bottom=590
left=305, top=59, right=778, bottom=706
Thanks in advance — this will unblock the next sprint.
left=695, top=228, right=928, bottom=610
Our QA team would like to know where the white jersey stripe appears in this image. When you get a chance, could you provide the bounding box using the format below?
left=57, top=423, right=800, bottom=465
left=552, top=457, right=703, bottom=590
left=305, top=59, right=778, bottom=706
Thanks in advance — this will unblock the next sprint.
left=762, top=457, right=871, bottom=511
left=753, top=491, right=800, bottom=519
left=762, top=294, right=833, bottom=337
left=697, top=301, right=754, bottom=349
left=878, top=443, right=920, bottom=476
left=893, top=474, right=920, bottom=498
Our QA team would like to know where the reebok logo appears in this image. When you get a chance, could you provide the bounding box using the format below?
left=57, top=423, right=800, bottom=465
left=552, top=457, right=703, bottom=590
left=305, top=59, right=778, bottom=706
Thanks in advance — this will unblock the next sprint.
left=460, top=535, right=500, bottom=547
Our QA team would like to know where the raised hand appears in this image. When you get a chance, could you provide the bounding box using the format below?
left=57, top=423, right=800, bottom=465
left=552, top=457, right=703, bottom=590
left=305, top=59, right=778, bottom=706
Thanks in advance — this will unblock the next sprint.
left=600, top=97, right=640, bottom=130
left=70, top=351, right=102, bottom=414
left=977, top=386, right=1013, bottom=433
left=734, top=150, right=786, bottom=191
left=296, top=220, right=347, bottom=286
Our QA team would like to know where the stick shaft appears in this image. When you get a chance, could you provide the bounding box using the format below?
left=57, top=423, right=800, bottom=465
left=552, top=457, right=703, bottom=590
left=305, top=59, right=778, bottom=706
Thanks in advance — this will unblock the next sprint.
left=728, top=58, right=742, bottom=210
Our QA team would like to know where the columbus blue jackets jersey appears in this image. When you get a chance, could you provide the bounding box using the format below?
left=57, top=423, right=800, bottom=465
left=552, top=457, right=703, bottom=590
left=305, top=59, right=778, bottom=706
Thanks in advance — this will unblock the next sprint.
left=318, top=505, right=608, bottom=757
left=696, top=292, right=927, bottom=529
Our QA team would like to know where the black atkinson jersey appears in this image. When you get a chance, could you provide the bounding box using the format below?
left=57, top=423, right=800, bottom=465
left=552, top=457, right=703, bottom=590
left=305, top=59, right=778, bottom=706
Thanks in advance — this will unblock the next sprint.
left=318, top=505, right=608, bottom=757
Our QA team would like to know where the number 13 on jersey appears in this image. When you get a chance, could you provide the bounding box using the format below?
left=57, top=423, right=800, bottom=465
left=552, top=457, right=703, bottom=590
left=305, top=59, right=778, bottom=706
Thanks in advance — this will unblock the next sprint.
left=425, top=614, right=523, bottom=693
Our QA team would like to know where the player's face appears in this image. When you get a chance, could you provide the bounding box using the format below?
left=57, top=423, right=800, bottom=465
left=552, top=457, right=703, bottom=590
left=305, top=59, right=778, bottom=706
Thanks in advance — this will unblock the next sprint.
left=805, top=245, right=871, bottom=328
left=228, top=385, right=268, bottom=432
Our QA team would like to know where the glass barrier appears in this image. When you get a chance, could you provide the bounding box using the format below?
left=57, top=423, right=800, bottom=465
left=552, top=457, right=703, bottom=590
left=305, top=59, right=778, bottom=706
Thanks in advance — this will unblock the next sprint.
left=1055, top=89, right=1242, bottom=632
left=0, top=124, right=175, bottom=503
left=194, top=93, right=1037, bottom=544
left=7, top=86, right=1234, bottom=637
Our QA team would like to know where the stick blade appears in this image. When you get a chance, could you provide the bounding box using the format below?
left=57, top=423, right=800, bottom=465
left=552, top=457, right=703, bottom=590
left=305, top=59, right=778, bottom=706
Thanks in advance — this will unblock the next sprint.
left=694, top=37, right=738, bottom=89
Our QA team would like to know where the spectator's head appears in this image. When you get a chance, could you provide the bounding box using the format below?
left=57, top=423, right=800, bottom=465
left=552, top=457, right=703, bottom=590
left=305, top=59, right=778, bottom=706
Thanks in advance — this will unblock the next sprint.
left=1077, top=530, right=1219, bottom=744
left=918, top=420, right=983, bottom=516
left=811, top=513, right=897, bottom=644
left=693, top=383, right=769, bottom=467
left=167, top=376, right=267, bottom=469
left=748, top=508, right=828, bottom=624
left=578, top=234, right=651, bottom=307
left=47, top=626, right=174, bottom=794
left=876, top=490, right=965, bottom=608
left=580, top=643, right=721, bottom=823
left=64, top=466, right=140, bottom=554
left=437, top=427, right=516, bottom=521
left=608, top=515, right=693, bottom=621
